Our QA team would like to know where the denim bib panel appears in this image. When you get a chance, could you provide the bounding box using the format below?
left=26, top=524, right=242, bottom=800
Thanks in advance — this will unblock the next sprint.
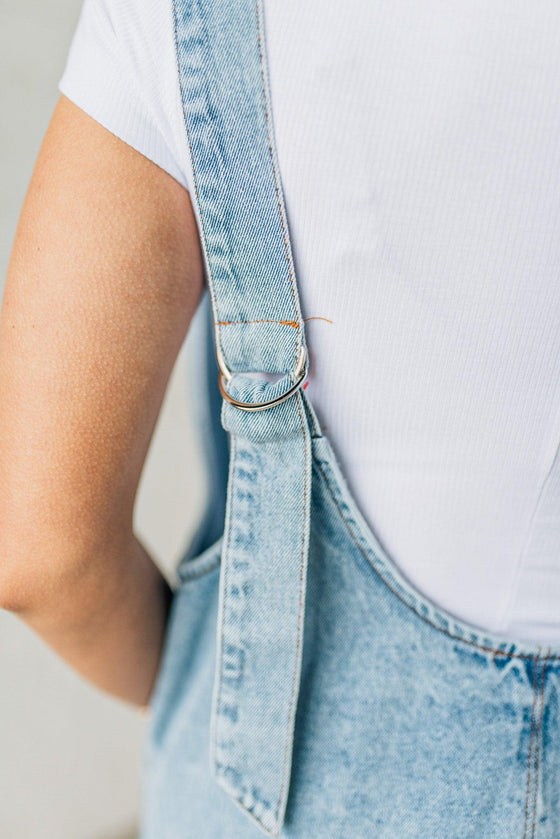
left=141, top=435, right=560, bottom=837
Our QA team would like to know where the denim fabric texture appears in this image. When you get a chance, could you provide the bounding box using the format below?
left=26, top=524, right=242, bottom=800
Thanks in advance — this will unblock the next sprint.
left=138, top=1, right=560, bottom=836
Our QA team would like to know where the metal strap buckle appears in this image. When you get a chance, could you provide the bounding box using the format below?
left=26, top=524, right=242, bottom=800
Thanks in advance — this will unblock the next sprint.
left=217, top=346, right=308, bottom=412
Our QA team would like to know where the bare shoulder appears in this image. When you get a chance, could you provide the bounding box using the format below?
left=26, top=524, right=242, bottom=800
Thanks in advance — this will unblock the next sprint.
left=0, top=93, right=203, bottom=607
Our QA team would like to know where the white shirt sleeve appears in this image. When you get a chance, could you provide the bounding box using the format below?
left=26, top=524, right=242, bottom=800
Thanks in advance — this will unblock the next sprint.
left=57, top=0, right=190, bottom=192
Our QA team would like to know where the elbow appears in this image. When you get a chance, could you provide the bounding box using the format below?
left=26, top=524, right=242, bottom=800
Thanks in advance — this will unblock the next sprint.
left=0, top=533, right=73, bottom=616
left=0, top=514, right=98, bottom=617
left=0, top=519, right=41, bottom=613
left=0, top=480, right=133, bottom=617
left=0, top=490, right=62, bottom=613
left=0, top=573, right=40, bottom=616
left=0, top=567, right=45, bottom=617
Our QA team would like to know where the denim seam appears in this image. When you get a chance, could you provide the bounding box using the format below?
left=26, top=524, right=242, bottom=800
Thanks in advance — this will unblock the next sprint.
left=213, top=398, right=310, bottom=836
left=212, top=430, right=279, bottom=835
left=274, top=391, right=309, bottom=826
left=254, top=0, right=301, bottom=367
left=524, top=652, right=542, bottom=839
left=213, top=433, right=236, bottom=787
left=171, top=0, right=226, bottom=362
left=527, top=650, right=550, bottom=839
left=210, top=433, right=279, bottom=834
left=312, top=453, right=560, bottom=662
left=177, top=553, right=221, bottom=584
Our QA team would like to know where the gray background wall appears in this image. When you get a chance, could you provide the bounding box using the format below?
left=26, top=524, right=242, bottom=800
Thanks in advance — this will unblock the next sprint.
left=0, top=2, right=205, bottom=836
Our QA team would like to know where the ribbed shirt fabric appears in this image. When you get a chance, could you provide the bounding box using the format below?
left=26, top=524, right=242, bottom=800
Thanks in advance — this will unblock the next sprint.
left=58, top=0, right=560, bottom=644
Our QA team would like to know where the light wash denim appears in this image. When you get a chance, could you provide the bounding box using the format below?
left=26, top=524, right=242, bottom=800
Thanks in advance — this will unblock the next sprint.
left=138, top=1, right=560, bottom=836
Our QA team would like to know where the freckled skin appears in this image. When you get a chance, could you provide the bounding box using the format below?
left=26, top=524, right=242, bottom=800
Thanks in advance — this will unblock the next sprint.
left=0, top=93, right=204, bottom=706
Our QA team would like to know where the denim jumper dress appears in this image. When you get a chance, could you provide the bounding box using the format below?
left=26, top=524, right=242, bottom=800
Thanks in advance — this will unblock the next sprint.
left=138, top=2, right=560, bottom=836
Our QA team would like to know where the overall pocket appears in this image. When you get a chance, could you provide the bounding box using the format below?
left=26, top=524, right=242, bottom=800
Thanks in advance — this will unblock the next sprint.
left=144, top=538, right=222, bottom=753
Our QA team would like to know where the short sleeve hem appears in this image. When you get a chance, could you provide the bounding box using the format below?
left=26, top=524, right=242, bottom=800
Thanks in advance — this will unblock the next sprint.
left=57, top=0, right=189, bottom=191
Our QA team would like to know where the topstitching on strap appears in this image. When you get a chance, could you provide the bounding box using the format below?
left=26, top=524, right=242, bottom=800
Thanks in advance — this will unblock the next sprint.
left=172, top=0, right=304, bottom=378
left=171, top=0, right=312, bottom=834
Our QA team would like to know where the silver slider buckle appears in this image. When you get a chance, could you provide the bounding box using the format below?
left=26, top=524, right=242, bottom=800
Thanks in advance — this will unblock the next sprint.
left=217, top=346, right=308, bottom=412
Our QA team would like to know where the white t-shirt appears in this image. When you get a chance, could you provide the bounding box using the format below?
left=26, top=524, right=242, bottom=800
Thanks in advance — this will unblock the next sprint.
left=58, top=0, right=560, bottom=645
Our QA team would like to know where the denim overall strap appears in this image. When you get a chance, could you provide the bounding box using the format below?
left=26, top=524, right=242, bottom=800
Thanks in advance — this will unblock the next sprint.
left=172, top=1, right=312, bottom=835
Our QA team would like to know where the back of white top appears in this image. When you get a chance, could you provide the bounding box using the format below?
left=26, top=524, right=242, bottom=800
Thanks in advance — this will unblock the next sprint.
left=59, top=0, right=560, bottom=644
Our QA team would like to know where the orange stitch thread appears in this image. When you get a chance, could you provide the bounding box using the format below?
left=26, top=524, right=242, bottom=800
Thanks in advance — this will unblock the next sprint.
left=215, top=319, right=300, bottom=328
left=216, top=317, right=331, bottom=326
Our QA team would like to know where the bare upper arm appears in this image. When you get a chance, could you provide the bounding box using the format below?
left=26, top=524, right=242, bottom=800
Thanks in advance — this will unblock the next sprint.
left=0, top=93, right=203, bottom=604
